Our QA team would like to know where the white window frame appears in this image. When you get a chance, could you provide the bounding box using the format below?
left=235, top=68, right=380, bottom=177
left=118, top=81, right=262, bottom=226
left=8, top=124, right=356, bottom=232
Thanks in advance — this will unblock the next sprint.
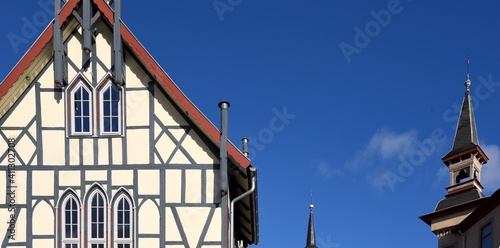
left=69, top=78, right=93, bottom=135
left=114, top=194, right=133, bottom=248
left=61, top=194, right=80, bottom=248
left=87, top=190, right=107, bottom=248
left=99, top=80, right=122, bottom=135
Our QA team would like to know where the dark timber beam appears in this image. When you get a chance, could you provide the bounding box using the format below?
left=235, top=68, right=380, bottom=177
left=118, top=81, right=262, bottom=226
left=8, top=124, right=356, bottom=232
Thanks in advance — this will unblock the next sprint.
left=114, top=0, right=124, bottom=86
left=54, top=0, right=63, bottom=88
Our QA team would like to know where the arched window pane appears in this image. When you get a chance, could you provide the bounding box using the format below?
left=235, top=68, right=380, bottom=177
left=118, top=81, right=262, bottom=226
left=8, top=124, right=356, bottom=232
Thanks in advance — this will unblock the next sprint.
left=72, top=84, right=92, bottom=133
left=91, top=193, right=105, bottom=238
left=62, top=195, right=80, bottom=247
left=101, top=84, right=121, bottom=133
left=88, top=190, right=107, bottom=247
left=114, top=195, right=133, bottom=247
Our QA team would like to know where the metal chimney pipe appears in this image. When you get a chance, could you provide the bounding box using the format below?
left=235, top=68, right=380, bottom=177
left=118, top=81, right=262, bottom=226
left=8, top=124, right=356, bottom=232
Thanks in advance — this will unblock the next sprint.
left=242, top=138, right=249, bottom=157
left=219, top=100, right=230, bottom=248
left=219, top=101, right=230, bottom=194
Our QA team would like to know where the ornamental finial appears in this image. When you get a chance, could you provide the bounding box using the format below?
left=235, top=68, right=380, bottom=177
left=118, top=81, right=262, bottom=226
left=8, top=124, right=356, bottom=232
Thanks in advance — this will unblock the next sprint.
left=465, top=55, right=471, bottom=92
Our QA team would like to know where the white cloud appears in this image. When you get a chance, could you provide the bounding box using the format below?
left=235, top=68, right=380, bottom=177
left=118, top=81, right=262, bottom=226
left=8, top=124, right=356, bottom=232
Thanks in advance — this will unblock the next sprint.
left=480, top=143, right=500, bottom=194
left=309, top=159, right=343, bottom=181
left=367, top=129, right=418, bottom=159
left=345, top=129, right=419, bottom=171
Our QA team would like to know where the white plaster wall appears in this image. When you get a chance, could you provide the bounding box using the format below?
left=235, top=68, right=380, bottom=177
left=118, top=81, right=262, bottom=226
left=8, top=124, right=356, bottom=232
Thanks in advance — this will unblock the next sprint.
left=32, top=201, right=53, bottom=235
left=32, top=171, right=54, bottom=196
left=154, top=127, right=176, bottom=164
left=127, top=129, right=149, bottom=165
left=166, top=170, right=182, bottom=203
left=2, top=86, right=35, bottom=127
left=32, top=239, right=53, bottom=248
left=112, top=137, right=123, bottom=165
left=15, top=171, right=26, bottom=205
left=153, top=85, right=188, bottom=126
left=177, top=207, right=211, bottom=247
left=138, top=200, right=159, bottom=234
left=94, top=21, right=112, bottom=82
left=166, top=207, right=182, bottom=241
left=138, top=238, right=159, bottom=247
left=98, top=138, right=109, bottom=165
left=85, top=170, right=107, bottom=181
left=125, top=90, right=149, bottom=126
left=124, top=52, right=150, bottom=89
left=37, top=62, right=54, bottom=89
left=66, top=30, right=83, bottom=82
left=69, top=138, right=80, bottom=165
left=204, top=208, right=221, bottom=242
left=59, top=171, right=81, bottom=186
left=206, top=169, right=220, bottom=204
left=138, top=170, right=159, bottom=194
left=42, top=130, right=65, bottom=166
left=185, top=170, right=201, bottom=203
left=112, top=170, right=133, bottom=185
left=81, top=138, right=94, bottom=166
left=182, top=130, right=218, bottom=164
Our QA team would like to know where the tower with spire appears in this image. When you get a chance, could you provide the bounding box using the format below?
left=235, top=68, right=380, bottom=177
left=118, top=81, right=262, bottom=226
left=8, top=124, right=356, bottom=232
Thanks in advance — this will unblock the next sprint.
left=420, top=57, right=496, bottom=246
left=440, top=56, right=488, bottom=201
left=305, top=193, right=318, bottom=248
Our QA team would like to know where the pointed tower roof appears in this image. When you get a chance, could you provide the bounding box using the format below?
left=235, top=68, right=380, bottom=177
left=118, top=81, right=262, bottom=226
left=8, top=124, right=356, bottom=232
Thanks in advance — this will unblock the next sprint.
left=443, top=58, right=480, bottom=160
left=305, top=204, right=318, bottom=248
left=443, top=85, right=478, bottom=158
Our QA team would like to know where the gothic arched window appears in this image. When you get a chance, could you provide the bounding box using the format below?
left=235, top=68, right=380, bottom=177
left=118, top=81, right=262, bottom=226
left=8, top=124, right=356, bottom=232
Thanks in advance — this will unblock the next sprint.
left=87, top=189, right=107, bottom=248
left=114, top=192, right=134, bottom=248
left=68, top=76, right=93, bottom=135
left=60, top=193, right=81, bottom=248
left=99, top=81, right=122, bottom=134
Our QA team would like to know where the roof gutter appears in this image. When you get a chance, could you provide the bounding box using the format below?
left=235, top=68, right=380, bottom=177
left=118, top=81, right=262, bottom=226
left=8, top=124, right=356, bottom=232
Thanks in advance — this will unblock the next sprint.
left=230, top=167, right=257, bottom=248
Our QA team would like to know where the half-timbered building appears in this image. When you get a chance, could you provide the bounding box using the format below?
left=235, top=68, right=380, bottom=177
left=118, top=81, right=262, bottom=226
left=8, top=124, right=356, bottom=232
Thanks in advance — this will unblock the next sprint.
left=0, top=1, right=258, bottom=247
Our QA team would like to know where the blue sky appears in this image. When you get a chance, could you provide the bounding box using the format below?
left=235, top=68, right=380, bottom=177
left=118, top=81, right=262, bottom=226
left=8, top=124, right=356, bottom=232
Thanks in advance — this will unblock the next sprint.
left=2, top=0, right=500, bottom=247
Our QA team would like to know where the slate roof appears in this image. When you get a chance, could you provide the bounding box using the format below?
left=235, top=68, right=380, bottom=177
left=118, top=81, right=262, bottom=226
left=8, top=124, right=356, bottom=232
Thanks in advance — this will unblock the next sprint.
left=435, top=188, right=485, bottom=211
left=443, top=88, right=479, bottom=159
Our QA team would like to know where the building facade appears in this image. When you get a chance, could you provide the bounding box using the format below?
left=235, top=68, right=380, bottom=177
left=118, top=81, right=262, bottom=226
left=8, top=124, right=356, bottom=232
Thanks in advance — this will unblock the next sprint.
left=420, top=70, right=499, bottom=248
left=0, top=0, right=258, bottom=247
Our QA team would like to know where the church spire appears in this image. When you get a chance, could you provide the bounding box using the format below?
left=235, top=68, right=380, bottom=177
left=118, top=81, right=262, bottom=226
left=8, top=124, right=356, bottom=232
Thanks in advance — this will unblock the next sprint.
left=305, top=195, right=318, bottom=248
left=444, top=56, right=479, bottom=159
left=442, top=56, right=488, bottom=197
